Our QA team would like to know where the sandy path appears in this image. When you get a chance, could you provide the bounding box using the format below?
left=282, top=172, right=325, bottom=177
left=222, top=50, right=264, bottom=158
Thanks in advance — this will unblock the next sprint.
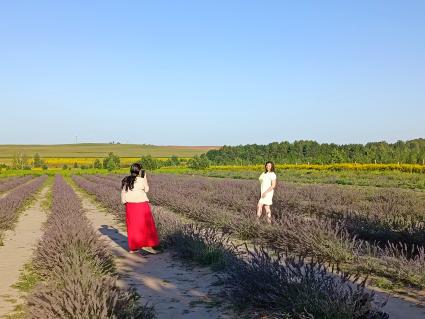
left=382, top=298, right=425, bottom=319
left=77, top=191, right=231, bottom=319
left=373, top=288, right=425, bottom=319
left=0, top=186, right=49, bottom=318
left=0, top=191, right=10, bottom=199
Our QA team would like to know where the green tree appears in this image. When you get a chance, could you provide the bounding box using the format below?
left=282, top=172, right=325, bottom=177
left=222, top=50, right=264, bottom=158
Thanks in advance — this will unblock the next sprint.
left=187, top=154, right=210, bottom=170
left=105, top=158, right=116, bottom=171
left=33, top=153, right=43, bottom=168
left=12, top=152, right=29, bottom=170
left=140, top=155, right=161, bottom=170
left=204, top=138, right=425, bottom=165
left=330, top=149, right=345, bottom=163
left=164, top=155, right=180, bottom=167
left=93, top=159, right=102, bottom=169
left=102, top=153, right=120, bottom=171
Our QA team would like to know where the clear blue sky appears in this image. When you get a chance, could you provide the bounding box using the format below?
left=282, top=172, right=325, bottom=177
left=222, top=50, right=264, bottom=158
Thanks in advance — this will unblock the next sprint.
left=1, top=1, right=424, bottom=146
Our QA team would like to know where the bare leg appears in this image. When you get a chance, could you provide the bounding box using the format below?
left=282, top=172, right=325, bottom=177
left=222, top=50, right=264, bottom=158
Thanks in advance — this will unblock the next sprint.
left=257, top=202, right=264, bottom=219
left=142, top=247, right=159, bottom=254
left=265, top=205, right=272, bottom=224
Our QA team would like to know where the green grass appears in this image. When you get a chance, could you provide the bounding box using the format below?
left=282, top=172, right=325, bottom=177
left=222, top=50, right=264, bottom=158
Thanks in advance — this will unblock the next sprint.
left=372, top=277, right=400, bottom=290
left=3, top=164, right=425, bottom=191
left=3, top=263, right=41, bottom=319
left=0, top=168, right=129, bottom=177
left=0, top=143, right=218, bottom=158
left=4, top=304, right=25, bottom=319
left=4, top=165, right=424, bottom=190
left=12, top=263, right=41, bottom=293
left=40, top=176, right=54, bottom=212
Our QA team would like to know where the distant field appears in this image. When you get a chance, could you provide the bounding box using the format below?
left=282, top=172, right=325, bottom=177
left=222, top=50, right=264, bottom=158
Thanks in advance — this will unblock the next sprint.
left=0, top=143, right=219, bottom=159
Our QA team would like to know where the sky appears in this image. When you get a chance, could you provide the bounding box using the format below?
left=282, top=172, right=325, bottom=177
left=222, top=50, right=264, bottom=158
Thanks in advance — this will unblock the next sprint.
left=0, top=1, right=424, bottom=146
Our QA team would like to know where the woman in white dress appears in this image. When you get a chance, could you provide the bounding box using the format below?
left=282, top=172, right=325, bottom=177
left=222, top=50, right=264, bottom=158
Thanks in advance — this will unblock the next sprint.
left=257, top=161, right=277, bottom=224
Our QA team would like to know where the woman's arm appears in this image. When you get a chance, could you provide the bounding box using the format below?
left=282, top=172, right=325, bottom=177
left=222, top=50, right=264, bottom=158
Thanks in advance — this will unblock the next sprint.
left=121, top=187, right=127, bottom=204
left=144, top=173, right=150, bottom=193
left=261, top=179, right=277, bottom=197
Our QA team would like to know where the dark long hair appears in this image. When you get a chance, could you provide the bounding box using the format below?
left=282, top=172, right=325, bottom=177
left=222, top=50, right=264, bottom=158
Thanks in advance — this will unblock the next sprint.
left=121, top=163, right=145, bottom=191
left=264, top=161, right=275, bottom=173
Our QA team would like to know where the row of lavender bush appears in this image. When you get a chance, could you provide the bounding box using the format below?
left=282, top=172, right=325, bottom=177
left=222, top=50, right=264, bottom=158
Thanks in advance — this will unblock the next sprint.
left=0, top=175, right=34, bottom=193
left=149, top=174, right=425, bottom=247
left=94, top=173, right=425, bottom=247
left=0, top=175, right=46, bottom=237
left=27, top=175, right=154, bottom=318
left=91, top=173, right=425, bottom=289
left=73, top=174, right=388, bottom=318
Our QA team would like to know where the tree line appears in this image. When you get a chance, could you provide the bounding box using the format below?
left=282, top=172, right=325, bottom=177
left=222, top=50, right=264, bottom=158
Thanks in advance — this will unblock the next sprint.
left=3, top=138, right=424, bottom=171
left=204, top=139, right=425, bottom=165
left=2, top=152, right=201, bottom=171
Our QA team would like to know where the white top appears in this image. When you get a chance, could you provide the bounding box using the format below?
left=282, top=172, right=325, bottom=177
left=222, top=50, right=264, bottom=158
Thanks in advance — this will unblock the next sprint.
left=258, top=172, right=277, bottom=205
left=121, top=175, right=149, bottom=204
left=259, top=171, right=277, bottom=194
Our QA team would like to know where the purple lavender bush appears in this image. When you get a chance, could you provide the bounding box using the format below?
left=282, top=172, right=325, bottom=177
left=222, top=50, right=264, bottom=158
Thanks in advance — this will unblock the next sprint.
left=0, top=175, right=46, bottom=235
left=74, top=174, right=387, bottom=318
left=28, top=175, right=154, bottom=318
left=0, top=175, right=34, bottom=193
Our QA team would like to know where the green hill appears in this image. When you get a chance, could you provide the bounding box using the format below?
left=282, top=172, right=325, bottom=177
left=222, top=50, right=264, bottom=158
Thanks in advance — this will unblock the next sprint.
left=0, top=143, right=219, bottom=158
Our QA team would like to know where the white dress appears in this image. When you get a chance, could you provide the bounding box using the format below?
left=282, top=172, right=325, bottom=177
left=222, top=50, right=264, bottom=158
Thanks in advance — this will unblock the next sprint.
left=258, top=172, right=277, bottom=205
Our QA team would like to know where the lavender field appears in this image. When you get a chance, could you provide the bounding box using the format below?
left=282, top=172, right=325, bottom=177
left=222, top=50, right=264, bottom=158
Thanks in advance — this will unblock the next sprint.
left=73, top=173, right=389, bottom=318
left=90, top=173, right=425, bottom=291
left=0, top=171, right=424, bottom=318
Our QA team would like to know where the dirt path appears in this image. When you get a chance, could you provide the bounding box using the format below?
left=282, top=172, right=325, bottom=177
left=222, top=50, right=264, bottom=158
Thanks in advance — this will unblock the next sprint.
left=0, top=186, right=49, bottom=318
left=372, top=288, right=425, bottom=319
left=77, top=191, right=231, bottom=319
left=0, top=190, right=10, bottom=199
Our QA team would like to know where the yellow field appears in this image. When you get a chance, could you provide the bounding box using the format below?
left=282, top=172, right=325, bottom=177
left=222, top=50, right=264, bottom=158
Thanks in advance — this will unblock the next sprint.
left=0, top=157, right=189, bottom=168
left=43, top=157, right=142, bottom=167
left=0, top=143, right=218, bottom=168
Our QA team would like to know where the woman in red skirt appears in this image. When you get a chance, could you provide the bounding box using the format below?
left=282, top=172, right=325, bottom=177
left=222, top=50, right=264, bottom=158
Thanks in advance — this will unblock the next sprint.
left=121, top=163, right=160, bottom=254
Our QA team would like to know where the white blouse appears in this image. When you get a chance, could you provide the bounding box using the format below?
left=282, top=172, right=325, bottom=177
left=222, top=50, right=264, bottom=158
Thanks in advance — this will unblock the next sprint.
left=121, top=176, right=149, bottom=204
left=259, top=172, right=277, bottom=194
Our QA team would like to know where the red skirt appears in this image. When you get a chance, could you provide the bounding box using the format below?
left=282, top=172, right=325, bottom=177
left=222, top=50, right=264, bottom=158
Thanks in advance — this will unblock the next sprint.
left=125, top=202, right=160, bottom=250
